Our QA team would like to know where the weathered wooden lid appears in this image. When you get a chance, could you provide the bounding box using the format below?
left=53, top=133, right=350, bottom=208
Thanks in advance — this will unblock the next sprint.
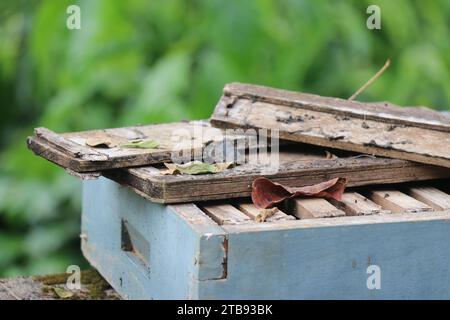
left=211, top=83, right=450, bottom=168
left=27, top=120, right=246, bottom=177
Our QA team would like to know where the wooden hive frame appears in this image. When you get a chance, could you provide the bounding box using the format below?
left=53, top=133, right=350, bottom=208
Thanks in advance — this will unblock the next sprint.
left=195, top=181, right=450, bottom=225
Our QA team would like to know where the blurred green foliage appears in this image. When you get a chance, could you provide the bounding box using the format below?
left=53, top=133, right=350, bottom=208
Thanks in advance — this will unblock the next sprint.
left=0, top=0, right=449, bottom=277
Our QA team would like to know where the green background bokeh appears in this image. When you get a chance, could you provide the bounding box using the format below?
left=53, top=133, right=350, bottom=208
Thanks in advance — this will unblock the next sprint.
left=0, top=0, right=449, bottom=276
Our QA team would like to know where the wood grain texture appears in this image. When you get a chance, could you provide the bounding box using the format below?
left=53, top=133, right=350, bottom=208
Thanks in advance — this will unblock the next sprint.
left=329, top=192, right=390, bottom=216
left=407, top=187, right=450, bottom=211
left=293, top=198, right=345, bottom=219
left=211, top=83, right=450, bottom=168
left=28, top=121, right=246, bottom=172
left=369, top=190, right=433, bottom=213
left=220, top=82, right=450, bottom=132
left=107, top=152, right=449, bottom=203
left=201, top=204, right=252, bottom=225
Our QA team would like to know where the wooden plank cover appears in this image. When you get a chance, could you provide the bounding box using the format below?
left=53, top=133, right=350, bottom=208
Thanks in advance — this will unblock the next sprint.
left=27, top=120, right=246, bottom=173
left=210, top=83, right=450, bottom=168
left=369, top=190, right=433, bottom=213
left=102, top=145, right=450, bottom=203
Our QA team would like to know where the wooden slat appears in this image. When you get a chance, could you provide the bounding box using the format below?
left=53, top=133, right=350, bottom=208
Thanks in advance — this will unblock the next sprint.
left=28, top=121, right=247, bottom=172
left=329, top=192, right=390, bottom=216
left=31, top=134, right=450, bottom=203
left=35, top=127, right=109, bottom=161
left=236, top=201, right=295, bottom=222
left=293, top=198, right=345, bottom=219
left=201, top=204, right=252, bottom=225
left=221, top=82, right=450, bottom=132
left=112, top=157, right=448, bottom=203
left=407, top=187, right=450, bottom=211
left=210, top=83, right=450, bottom=168
left=369, top=190, right=433, bottom=213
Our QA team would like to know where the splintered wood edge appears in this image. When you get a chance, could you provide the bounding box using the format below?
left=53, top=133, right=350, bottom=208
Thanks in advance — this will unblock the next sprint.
left=222, top=82, right=450, bottom=132
left=406, top=187, right=450, bottom=211
left=28, top=135, right=176, bottom=172
left=65, top=168, right=101, bottom=180
left=27, top=136, right=94, bottom=172
left=111, top=162, right=449, bottom=203
left=28, top=135, right=180, bottom=173
left=34, top=127, right=109, bottom=161
left=279, top=133, right=450, bottom=169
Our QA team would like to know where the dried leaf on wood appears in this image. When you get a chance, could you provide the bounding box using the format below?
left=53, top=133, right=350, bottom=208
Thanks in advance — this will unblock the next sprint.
left=161, top=161, right=235, bottom=175
left=120, top=139, right=159, bottom=149
left=53, top=287, right=74, bottom=299
left=251, top=177, right=348, bottom=209
left=255, top=207, right=279, bottom=222
left=85, top=136, right=122, bottom=148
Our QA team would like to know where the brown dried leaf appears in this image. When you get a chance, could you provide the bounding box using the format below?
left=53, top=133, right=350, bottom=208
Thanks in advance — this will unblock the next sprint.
left=251, top=177, right=348, bottom=209
left=85, top=136, right=122, bottom=148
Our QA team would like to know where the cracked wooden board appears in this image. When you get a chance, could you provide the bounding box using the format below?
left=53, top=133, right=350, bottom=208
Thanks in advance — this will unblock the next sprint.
left=102, top=145, right=450, bottom=203
left=27, top=120, right=246, bottom=173
left=210, top=83, right=450, bottom=168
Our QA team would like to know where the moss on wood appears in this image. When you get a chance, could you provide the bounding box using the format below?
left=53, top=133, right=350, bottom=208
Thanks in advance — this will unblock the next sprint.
left=33, top=269, right=118, bottom=300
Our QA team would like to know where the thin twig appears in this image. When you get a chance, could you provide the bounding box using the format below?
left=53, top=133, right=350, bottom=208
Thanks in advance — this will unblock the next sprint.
left=349, top=59, right=391, bottom=100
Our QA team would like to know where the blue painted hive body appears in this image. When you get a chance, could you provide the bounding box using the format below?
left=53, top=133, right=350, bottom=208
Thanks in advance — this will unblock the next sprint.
left=82, top=177, right=450, bottom=299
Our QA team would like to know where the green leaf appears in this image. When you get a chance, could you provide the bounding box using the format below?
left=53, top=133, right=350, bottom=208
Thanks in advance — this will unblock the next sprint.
left=162, top=161, right=235, bottom=175
left=53, top=287, right=74, bottom=299
left=119, top=139, right=159, bottom=149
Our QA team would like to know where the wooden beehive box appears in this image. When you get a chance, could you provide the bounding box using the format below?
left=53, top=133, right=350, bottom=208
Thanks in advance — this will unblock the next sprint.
left=82, top=177, right=450, bottom=299
left=26, top=84, right=450, bottom=299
